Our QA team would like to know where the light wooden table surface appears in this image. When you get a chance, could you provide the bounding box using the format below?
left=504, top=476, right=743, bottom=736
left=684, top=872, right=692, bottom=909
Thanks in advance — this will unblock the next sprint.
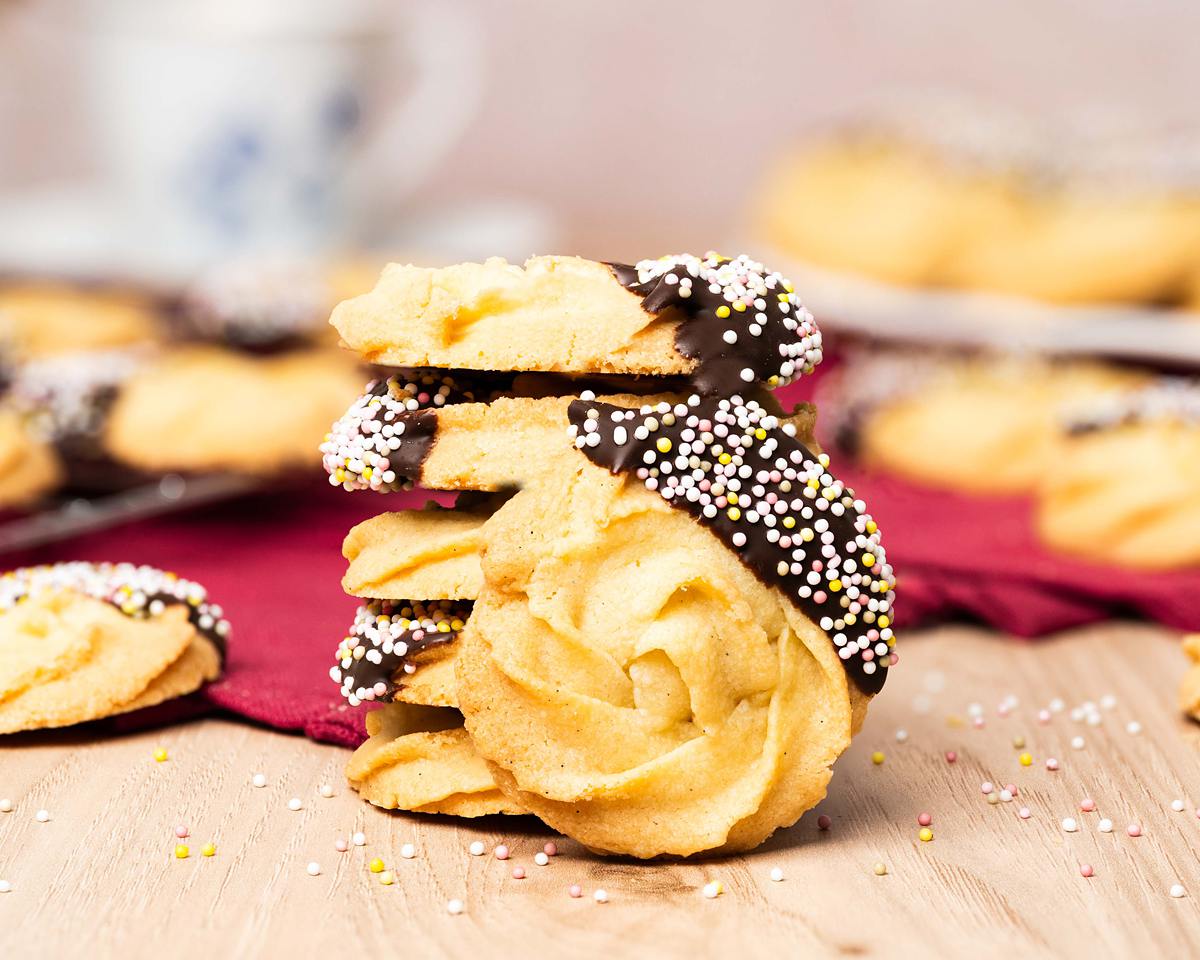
left=1, top=622, right=1197, bottom=960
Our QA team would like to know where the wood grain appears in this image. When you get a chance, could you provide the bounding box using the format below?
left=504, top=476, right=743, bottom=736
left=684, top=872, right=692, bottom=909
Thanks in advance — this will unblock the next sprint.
left=1, top=622, right=1198, bottom=959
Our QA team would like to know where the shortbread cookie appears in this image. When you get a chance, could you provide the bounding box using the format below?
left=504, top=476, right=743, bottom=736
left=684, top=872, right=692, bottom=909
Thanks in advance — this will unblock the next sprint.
left=821, top=350, right=1143, bottom=495
left=1181, top=634, right=1200, bottom=722
left=323, top=372, right=818, bottom=495
left=331, top=253, right=822, bottom=394
left=346, top=702, right=525, bottom=817
left=456, top=394, right=892, bottom=857
left=105, top=346, right=364, bottom=474
left=0, top=282, right=162, bottom=357
left=0, top=409, right=62, bottom=507
left=0, top=563, right=229, bottom=733
left=1036, top=379, right=1200, bottom=569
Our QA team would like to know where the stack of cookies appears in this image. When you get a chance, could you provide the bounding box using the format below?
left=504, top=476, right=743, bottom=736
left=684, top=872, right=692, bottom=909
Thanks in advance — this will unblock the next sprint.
left=321, top=253, right=897, bottom=857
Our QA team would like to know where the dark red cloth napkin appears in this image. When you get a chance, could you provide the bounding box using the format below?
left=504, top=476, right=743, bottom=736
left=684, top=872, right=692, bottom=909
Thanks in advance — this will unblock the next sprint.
left=11, top=457, right=1199, bottom=750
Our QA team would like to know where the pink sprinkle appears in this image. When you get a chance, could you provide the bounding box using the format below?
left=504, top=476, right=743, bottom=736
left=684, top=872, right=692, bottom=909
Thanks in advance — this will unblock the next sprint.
left=1005, top=784, right=1018, bottom=797
left=813, top=591, right=827, bottom=605
left=945, top=751, right=957, bottom=764
left=494, top=844, right=510, bottom=861
left=543, top=842, right=558, bottom=857
left=981, top=781, right=994, bottom=795
left=1080, top=864, right=1094, bottom=878
left=335, top=838, right=349, bottom=853
left=1080, top=798, right=1096, bottom=813
left=1018, top=807, right=1031, bottom=820
left=972, top=717, right=986, bottom=729
left=174, top=825, right=189, bottom=839
left=1127, top=823, right=1142, bottom=837
left=1046, top=758, right=1060, bottom=771
left=917, top=813, right=932, bottom=827
left=1037, top=709, right=1051, bottom=724
left=511, top=867, right=526, bottom=880
left=997, top=705, right=1011, bottom=718
left=817, top=815, right=832, bottom=831
left=569, top=884, right=583, bottom=899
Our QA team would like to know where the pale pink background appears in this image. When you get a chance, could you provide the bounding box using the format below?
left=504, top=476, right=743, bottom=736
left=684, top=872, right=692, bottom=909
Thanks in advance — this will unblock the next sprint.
left=2, top=0, right=1198, bottom=257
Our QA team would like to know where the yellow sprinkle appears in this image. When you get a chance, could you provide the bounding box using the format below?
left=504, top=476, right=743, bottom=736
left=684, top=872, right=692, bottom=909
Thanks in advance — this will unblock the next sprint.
left=718, top=453, right=732, bottom=465
left=871, top=751, right=885, bottom=765
left=946, top=715, right=963, bottom=728
left=175, top=845, right=190, bottom=859
left=784, top=281, right=794, bottom=293
left=153, top=748, right=168, bottom=763
left=800, top=528, right=814, bottom=542
left=379, top=870, right=395, bottom=886
left=1019, top=753, right=1033, bottom=767
left=369, top=858, right=385, bottom=873
left=716, top=305, right=731, bottom=319
left=829, top=579, right=843, bottom=592
left=726, top=507, right=741, bottom=522
left=862, top=554, right=875, bottom=567
left=807, top=478, right=820, bottom=489
left=727, top=492, right=739, bottom=505
left=732, top=301, right=746, bottom=312
left=1012, top=735, right=1026, bottom=749
left=754, top=428, right=766, bottom=440
left=878, top=616, right=890, bottom=629
left=782, top=517, right=795, bottom=529
left=450, top=619, right=464, bottom=631
left=919, top=828, right=934, bottom=842
left=873, top=862, right=888, bottom=876
left=202, top=843, right=216, bottom=857
left=437, top=621, right=450, bottom=633
left=656, top=438, right=672, bottom=454
left=866, top=520, right=878, bottom=535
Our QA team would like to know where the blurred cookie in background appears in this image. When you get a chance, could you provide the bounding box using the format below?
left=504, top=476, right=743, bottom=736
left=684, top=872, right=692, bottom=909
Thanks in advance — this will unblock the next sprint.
left=0, top=280, right=165, bottom=357
left=0, top=409, right=62, bottom=508
left=104, top=346, right=365, bottom=476
left=1037, top=378, right=1200, bottom=570
left=818, top=348, right=1144, bottom=495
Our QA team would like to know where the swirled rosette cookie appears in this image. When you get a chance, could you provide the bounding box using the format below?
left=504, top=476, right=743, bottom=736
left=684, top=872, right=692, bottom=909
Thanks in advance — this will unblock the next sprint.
left=332, top=253, right=821, bottom=395
left=455, top=393, right=895, bottom=857
left=0, top=562, right=227, bottom=733
left=1037, top=378, right=1200, bottom=570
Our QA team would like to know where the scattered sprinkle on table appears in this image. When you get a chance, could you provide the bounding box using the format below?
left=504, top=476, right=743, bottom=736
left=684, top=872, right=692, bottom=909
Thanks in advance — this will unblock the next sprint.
left=535, top=852, right=549, bottom=866
left=306, top=862, right=321, bottom=877
left=153, top=748, right=168, bottom=763
left=593, top=889, right=609, bottom=903
left=287, top=798, right=302, bottom=811
left=1170, top=884, right=1187, bottom=899
left=318, top=784, right=334, bottom=799
left=1127, top=824, right=1142, bottom=838
left=494, top=844, right=510, bottom=860
left=918, top=813, right=932, bottom=827
left=175, top=825, right=189, bottom=838
left=0, top=880, right=11, bottom=894
left=35, top=809, right=49, bottom=823
left=0, top=799, right=11, bottom=813
left=871, top=751, right=885, bottom=766
left=512, top=867, right=526, bottom=880
left=369, top=858, right=384, bottom=873
left=1079, top=864, right=1094, bottom=878
left=981, top=781, right=994, bottom=795
left=999, top=789, right=1013, bottom=803
left=174, top=845, right=189, bottom=859
left=1080, top=798, right=1096, bottom=813
left=447, top=898, right=465, bottom=915
left=1171, top=799, right=1186, bottom=812
left=543, top=842, right=557, bottom=857
left=353, top=832, right=366, bottom=846
left=1018, top=807, right=1032, bottom=820
left=569, top=885, right=583, bottom=899
left=1012, top=736, right=1026, bottom=749
left=986, top=792, right=1000, bottom=805
left=1126, top=721, right=1142, bottom=736
left=400, top=843, right=416, bottom=859
left=944, top=751, right=957, bottom=764
left=202, top=843, right=216, bottom=857
left=895, top=728, right=908, bottom=743
left=1071, top=737, right=1086, bottom=751
left=1046, top=758, right=1060, bottom=771
left=702, top=881, right=723, bottom=899
left=379, top=871, right=394, bottom=886
left=335, top=838, right=349, bottom=853
left=1037, top=709, right=1051, bottom=724
left=252, top=773, right=267, bottom=788
left=918, top=828, right=934, bottom=842
left=469, top=841, right=485, bottom=857
left=873, top=862, right=888, bottom=876
left=1019, top=753, right=1033, bottom=766
left=817, top=815, right=831, bottom=831
left=1062, top=818, right=1078, bottom=833
left=770, top=867, right=784, bottom=882
left=1098, top=819, right=1113, bottom=833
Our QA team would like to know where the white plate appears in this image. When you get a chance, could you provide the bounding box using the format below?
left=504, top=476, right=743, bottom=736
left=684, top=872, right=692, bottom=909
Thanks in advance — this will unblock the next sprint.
left=762, top=246, right=1200, bottom=369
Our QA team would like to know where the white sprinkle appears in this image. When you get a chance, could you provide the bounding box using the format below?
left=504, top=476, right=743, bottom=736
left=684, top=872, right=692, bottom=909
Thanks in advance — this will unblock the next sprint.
left=1098, top=819, right=1113, bottom=833
left=593, top=889, right=609, bottom=903
left=1126, top=721, right=1142, bottom=735
left=1170, top=884, right=1187, bottom=899
left=1172, top=799, right=1186, bottom=812
left=318, top=784, right=334, bottom=798
left=1100, top=694, right=1117, bottom=710
left=999, top=789, right=1013, bottom=803
left=1049, top=698, right=1065, bottom=713
left=469, top=841, right=485, bottom=856
left=400, top=843, right=416, bottom=859
left=252, top=773, right=267, bottom=788
left=534, top=852, right=550, bottom=866
left=739, top=368, right=755, bottom=382
left=352, top=832, right=366, bottom=846
left=287, top=798, right=302, bottom=811
left=0, top=880, right=10, bottom=893
left=447, top=898, right=465, bottom=915
left=894, top=729, right=908, bottom=743
left=0, top=799, right=11, bottom=813
left=35, top=809, right=49, bottom=823
left=769, top=867, right=784, bottom=882
left=1071, top=736, right=1086, bottom=750
left=1062, top=818, right=1078, bottom=833
left=306, top=862, right=321, bottom=877
left=702, top=881, right=722, bottom=899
